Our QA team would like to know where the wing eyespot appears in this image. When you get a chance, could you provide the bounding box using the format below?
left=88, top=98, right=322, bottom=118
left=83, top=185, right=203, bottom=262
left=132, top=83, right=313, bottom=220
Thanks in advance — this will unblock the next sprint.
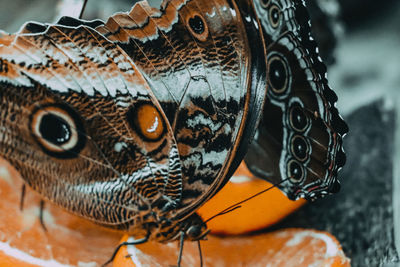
left=289, top=105, right=310, bottom=132
left=268, top=54, right=290, bottom=95
left=30, top=103, right=86, bottom=158
left=290, top=135, right=309, bottom=162
left=269, top=4, right=281, bottom=29
left=127, top=103, right=165, bottom=142
left=287, top=159, right=305, bottom=184
left=187, top=14, right=209, bottom=42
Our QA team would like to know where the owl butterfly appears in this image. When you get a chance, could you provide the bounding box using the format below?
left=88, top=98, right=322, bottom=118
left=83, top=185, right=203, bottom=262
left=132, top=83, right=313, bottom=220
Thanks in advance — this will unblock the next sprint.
left=0, top=0, right=265, bottom=247
left=0, top=0, right=346, bottom=264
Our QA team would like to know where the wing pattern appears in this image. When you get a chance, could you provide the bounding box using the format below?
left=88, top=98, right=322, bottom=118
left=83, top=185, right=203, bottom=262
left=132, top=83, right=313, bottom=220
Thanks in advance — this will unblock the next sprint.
left=0, top=0, right=267, bottom=241
left=245, top=0, right=348, bottom=200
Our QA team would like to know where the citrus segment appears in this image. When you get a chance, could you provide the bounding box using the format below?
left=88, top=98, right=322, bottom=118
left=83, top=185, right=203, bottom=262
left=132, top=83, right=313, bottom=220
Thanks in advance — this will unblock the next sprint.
left=0, top=159, right=122, bottom=266
left=114, top=229, right=350, bottom=267
left=198, top=161, right=306, bottom=234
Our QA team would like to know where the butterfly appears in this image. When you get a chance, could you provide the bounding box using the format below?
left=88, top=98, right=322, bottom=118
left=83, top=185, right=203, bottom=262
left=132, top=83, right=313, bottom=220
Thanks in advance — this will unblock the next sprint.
left=0, top=0, right=346, bottom=264
left=0, top=0, right=266, bottom=243
left=245, top=0, right=348, bottom=201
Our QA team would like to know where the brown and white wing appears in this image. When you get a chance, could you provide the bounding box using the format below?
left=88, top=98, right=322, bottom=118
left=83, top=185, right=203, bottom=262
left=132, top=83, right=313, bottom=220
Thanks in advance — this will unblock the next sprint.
left=0, top=22, right=182, bottom=231
left=93, top=0, right=267, bottom=218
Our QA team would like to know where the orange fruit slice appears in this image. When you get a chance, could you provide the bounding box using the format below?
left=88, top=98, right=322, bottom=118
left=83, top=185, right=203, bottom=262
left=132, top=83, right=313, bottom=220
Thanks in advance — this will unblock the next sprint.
left=113, top=229, right=350, bottom=267
left=0, top=158, right=122, bottom=266
left=198, top=161, right=306, bottom=234
left=0, top=158, right=348, bottom=266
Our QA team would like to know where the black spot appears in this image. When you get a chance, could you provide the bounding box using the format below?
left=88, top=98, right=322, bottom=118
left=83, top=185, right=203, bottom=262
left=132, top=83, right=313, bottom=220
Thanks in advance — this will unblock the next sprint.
left=292, top=136, right=308, bottom=161
left=288, top=160, right=304, bottom=182
left=206, top=133, right=232, bottom=153
left=269, top=57, right=287, bottom=92
left=40, top=114, right=71, bottom=145
left=269, top=5, right=281, bottom=27
left=25, top=22, right=47, bottom=34
left=191, top=96, right=216, bottom=116
left=181, top=189, right=202, bottom=201
left=189, top=15, right=205, bottom=35
left=290, top=106, right=309, bottom=132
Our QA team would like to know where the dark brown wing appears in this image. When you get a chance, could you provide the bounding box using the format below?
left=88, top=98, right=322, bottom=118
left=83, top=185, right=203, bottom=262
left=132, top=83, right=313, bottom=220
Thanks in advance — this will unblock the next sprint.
left=245, top=0, right=348, bottom=200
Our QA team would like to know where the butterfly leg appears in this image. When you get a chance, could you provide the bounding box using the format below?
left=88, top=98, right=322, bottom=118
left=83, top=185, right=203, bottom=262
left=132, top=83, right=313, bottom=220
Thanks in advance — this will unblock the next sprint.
left=197, top=240, right=203, bottom=267
left=174, top=235, right=203, bottom=267
left=19, top=184, right=26, bottom=211
left=102, top=234, right=149, bottom=267
left=176, top=231, right=185, bottom=267
left=20, top=184, right=47, bottom=231
left=39, top=200, right=47, bottom=232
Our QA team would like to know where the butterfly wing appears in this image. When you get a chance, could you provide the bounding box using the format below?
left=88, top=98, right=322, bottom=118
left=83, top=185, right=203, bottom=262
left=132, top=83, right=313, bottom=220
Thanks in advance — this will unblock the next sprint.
left=245, top=0, right=348, bottom=200
left=0, top=22, right=183, bottom=233
left=94, top=0, right=267, bottom=219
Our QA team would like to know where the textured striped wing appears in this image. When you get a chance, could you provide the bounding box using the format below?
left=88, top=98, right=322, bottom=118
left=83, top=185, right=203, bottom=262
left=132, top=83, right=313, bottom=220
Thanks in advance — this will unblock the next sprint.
left=0, top=21, right=183, bottom=232
left=92, top=0, right=267, bottom=218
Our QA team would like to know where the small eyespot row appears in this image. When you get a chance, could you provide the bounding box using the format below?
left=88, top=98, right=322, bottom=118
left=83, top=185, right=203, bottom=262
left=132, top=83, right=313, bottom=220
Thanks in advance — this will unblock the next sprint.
left=267, top=54, right=291, bottom=99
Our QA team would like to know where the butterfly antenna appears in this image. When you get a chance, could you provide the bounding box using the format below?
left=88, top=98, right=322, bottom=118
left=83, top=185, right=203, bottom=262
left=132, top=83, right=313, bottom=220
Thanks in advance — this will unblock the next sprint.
left=204, top=178, right=289, bottom=224
left=79, top=0, right=88, bottom=19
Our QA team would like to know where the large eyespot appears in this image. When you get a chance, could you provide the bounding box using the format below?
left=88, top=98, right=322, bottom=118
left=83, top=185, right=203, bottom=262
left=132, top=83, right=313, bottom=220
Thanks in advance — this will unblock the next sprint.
left=287, top=159, right=305, bottom=183
left=268, top=54, right=290, bottom=96
left=127, top=103, right=165, bottom=142
left=187, top=14, right=209, bottom=42
left=30, top=104, right=86, bottom=158
left=290, top=135, right=309, bottom=162
left=269, top=4, right=281, bottom=28
left=289, top=105, right=309, bottom=132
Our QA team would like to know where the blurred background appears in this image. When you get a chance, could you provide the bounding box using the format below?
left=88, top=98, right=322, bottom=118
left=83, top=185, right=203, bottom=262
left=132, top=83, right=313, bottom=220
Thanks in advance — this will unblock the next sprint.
left=0, top=0, right=399, bottom=266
